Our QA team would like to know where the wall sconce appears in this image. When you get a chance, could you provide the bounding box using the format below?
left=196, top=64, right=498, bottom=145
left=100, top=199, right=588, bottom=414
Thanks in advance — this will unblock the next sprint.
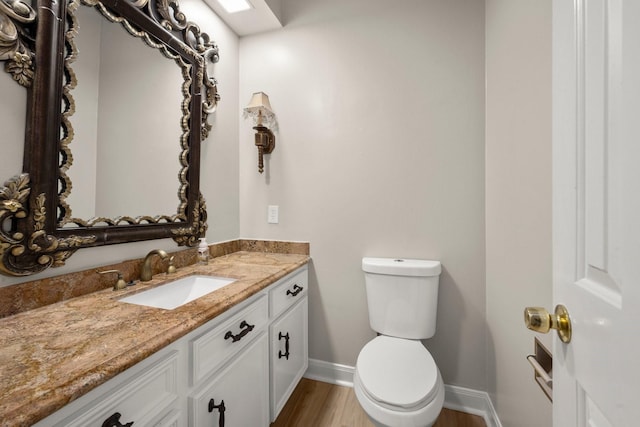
left=243, top=92, right=276, bottom=173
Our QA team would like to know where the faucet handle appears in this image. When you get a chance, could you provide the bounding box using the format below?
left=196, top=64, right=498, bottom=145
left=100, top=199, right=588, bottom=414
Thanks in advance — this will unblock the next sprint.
left=166, top=256, right=177, bottom=274
left=98, top=269, right=127, bottom=291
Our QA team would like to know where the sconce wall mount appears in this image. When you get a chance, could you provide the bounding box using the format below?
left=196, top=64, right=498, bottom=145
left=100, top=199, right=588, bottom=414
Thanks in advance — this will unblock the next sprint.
left=244, top=92, right=277, bottom=174
left=253, top=125, right=275, bottom=173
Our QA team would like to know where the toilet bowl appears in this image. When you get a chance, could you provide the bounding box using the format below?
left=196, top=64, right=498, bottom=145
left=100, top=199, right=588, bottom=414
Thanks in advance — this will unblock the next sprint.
left=355, top=258, right=444, bottom=427
left=353, top=336, right=444, bottom=427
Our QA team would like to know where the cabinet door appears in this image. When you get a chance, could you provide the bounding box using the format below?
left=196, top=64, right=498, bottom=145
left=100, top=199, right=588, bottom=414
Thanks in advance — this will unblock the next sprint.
left=270, top=297, right=308, bottom=420
left=190, top=332, right=269, bottom=427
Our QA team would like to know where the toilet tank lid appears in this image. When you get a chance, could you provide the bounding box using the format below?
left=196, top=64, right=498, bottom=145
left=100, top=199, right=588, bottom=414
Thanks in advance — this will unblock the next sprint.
left=362, top=258, right=441, bottom=277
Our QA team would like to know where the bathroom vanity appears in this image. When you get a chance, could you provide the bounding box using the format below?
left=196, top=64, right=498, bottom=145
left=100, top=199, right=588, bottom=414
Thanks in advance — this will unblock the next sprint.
left=0, top=251, right=309, bottom=427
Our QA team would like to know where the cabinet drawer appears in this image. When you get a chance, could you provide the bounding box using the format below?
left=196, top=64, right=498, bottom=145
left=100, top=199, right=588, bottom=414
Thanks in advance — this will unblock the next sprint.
left=269, top=267, right=308, bottom=319
left=191, top=294, right=268, bottom=385
left=43, top=350, right=179, bottom=427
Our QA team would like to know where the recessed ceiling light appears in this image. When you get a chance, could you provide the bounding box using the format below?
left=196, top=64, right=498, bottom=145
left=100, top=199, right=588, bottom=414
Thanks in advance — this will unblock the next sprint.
left=217, top=0, right=252, bottom=13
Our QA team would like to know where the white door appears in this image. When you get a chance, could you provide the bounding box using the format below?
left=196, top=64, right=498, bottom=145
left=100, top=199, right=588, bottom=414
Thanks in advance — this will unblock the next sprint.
left=552, top=0, right=640, bottom=425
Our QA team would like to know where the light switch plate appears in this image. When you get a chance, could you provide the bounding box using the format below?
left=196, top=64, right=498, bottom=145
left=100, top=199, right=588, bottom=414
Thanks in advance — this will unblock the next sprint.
left=268, top=205, right=279, bottom=224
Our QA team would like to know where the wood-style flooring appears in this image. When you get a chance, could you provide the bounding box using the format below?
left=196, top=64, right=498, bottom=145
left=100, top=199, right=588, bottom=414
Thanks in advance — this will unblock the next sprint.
left=271, top=378, right=487, bottom=427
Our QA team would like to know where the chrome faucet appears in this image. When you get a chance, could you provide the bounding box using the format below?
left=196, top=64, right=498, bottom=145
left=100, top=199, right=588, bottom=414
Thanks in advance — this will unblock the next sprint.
left=140, top=249, right=169, bottom=282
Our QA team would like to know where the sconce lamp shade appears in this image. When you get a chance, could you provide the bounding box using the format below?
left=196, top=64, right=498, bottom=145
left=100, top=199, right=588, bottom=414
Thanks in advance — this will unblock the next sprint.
left=243, top=92, right=276, bottom=128
left=245, top=92, right=273, bottom=113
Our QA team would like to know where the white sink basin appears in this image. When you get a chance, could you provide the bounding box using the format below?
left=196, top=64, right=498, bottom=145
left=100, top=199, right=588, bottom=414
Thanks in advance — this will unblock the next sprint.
left=119, top=275, right=235, bottom=310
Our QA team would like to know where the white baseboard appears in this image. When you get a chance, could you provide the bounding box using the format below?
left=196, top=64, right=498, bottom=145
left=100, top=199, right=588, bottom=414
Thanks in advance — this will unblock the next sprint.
left=304, top=358, right=356, bottom=387
left=304, top=359, right=502, bottom=427
left=443, top=384, right=502, bottom=427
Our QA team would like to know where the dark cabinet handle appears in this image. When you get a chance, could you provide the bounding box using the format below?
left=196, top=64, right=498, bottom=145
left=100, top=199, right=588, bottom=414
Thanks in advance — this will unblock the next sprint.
left=278, top=332, right=290, bottom=360
left=208, top=399, right=226, bottom=427
left=286, top=284, right=303, bottom=297
left=224, top=320, right=255, bottom=343
left=102, top=412, right=133, bottom=427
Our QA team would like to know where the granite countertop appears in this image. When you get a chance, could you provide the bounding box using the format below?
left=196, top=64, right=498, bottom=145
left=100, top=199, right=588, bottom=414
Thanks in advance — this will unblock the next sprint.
left=0, top=251, right=310, bottom=427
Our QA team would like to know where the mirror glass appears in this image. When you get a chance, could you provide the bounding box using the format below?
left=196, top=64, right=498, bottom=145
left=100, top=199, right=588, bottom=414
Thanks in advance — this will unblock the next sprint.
left=62, top=5, right=184, bottom=224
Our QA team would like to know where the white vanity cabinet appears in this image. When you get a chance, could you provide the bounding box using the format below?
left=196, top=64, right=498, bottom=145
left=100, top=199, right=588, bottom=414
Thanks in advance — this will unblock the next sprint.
left=269, top=268, right=309, bottom=421
left=33, top=265, right=308, bottom=427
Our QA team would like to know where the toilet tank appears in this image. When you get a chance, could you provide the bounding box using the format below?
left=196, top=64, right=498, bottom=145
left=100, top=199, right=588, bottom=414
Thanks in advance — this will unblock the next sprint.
left=362, top=258, right=442, bottom=340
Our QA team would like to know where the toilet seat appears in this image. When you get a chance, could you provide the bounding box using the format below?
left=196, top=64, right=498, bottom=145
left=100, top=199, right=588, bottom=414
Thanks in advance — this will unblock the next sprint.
left=355, top=336, right=439, bottom=411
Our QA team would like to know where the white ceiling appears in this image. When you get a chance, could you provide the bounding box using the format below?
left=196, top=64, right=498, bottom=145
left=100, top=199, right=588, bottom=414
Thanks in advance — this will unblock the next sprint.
left=203, top=0, right=283, bottom=36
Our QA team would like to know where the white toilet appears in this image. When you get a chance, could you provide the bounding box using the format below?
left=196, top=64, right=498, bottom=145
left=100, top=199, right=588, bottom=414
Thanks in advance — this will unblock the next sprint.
left=354, top=257, right=444, bottom=427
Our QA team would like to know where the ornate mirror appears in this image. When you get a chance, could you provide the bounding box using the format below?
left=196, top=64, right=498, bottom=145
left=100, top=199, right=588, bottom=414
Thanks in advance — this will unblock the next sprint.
left=0, top=0, right=219, bottom=276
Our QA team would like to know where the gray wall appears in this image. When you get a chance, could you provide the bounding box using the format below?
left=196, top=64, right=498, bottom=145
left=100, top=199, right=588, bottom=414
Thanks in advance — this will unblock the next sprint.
left=485, top=0, right=552, bottom=425
left=239, top=0, right=487, bottom=390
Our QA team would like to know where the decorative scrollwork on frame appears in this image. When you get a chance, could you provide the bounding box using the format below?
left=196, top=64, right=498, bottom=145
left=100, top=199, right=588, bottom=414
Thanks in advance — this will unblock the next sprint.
left=57, top=0, right=80, bottom=224
left=184, top=22, right=220, bottom=139
left=0, top=174, right=29, bottom=237
left=202, top=73, right=220, bottom=139
left=148, top=0, right=222, bottom=138
left=171, top=193, right=208, bottom=247
left=0, top=175, right=97, bottom=276
left=155, top=0, right=187, bottom=31
left=0, top=0, right=36, bottom=87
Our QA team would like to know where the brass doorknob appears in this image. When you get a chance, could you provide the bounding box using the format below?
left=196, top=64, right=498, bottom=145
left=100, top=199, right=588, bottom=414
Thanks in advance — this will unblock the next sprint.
left=524, top=304, right=572, bottom=343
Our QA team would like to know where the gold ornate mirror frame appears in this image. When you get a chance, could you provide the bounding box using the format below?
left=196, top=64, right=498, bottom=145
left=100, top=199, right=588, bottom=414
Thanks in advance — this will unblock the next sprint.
left=0, top=0, right=219, bottom=276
